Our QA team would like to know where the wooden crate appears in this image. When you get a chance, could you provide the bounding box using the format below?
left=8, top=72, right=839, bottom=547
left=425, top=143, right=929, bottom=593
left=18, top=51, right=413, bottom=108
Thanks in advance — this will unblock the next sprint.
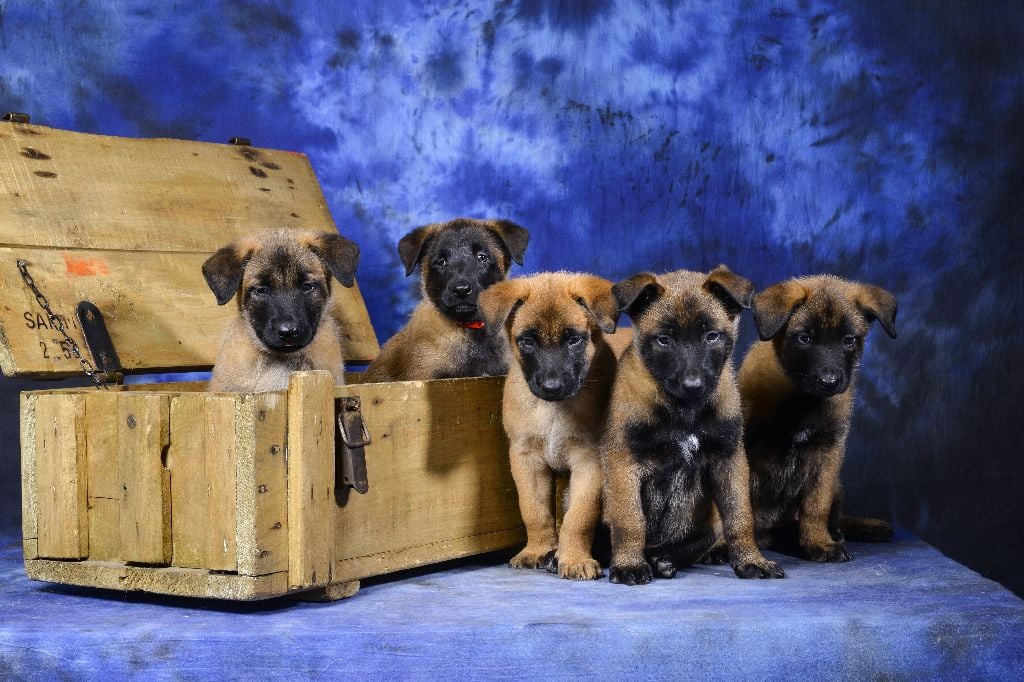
left=2, top=121, right=524, bottom=600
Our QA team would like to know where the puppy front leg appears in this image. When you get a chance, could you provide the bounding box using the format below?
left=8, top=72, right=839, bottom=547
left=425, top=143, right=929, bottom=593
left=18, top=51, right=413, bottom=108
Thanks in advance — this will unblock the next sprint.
left=604, top=449, right=652, bottom=585
left=553, top=451, right=603, bottom=580
left=711, top=447, right=785, bottom=579
left=509, top=445, right=557, bottom=569
left=799, top=447, right=851, bottom=562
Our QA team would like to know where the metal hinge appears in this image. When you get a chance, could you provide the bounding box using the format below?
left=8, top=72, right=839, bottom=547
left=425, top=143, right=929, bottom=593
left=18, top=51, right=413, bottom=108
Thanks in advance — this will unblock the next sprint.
left=3, top=112, right=30, bottom=123
left=76, top=301, right=123, bottom=378
left=227, top=136, right=252, bottom=146
left=337, top=397, right=370, bottom=494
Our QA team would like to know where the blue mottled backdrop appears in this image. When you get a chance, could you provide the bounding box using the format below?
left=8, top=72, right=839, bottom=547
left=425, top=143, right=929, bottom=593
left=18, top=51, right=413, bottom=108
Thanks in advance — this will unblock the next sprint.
left=1, top=1, right=1022, bottom=594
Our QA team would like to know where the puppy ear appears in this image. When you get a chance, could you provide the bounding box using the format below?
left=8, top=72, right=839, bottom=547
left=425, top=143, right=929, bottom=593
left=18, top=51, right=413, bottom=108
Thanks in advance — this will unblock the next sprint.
left=854, top=284, right=898, bottom=338
left=397, top=224, right=436, bottom=276
left=752, top=281, right=808, bottom=341
left=703, top=265, right=755, bottom=319
left=478, top=279, right=528, bottom=336
left=572, top=276, right=619, bottom=334
left=612, top=273, right=665, bottom=321
left=484, top=219, right=530, bottom=268
left=202, top=242, right=253, bottom=305
left=308, top=232, right=360, bottom=287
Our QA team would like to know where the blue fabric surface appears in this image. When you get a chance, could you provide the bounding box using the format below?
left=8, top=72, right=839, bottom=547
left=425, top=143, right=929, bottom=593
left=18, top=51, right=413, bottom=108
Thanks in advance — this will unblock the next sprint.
left=1, top=532, right=1021, bottom=680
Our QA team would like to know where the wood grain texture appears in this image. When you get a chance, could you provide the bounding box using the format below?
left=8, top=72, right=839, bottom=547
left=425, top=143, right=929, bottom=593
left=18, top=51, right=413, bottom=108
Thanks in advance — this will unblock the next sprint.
left=19, top=392, right=38, bottom=558
left=330, top=376, right=525, bottom=582
left=117, top=393, right=171, bottom=564
left=235, top=391, right=289, bottom=577
left=0, top=123, right=334, bottom=252
left=0, top=246, right=378, bottom=376
left=84, top=392, right=121, bottom=561
left=34, top=394, right=88, bottom=558
left=286, top=371, right=335, bottom=589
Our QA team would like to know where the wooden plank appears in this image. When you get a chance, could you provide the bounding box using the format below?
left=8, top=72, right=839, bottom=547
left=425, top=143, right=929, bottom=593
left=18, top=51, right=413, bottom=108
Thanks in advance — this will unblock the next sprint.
left=204, top=395, right=237, bottom=571
left=235, top=392, right=289, bottom=577
left=0, top=123, right=335, bottom=253
left=286, top=371, right=335, bottom=590
left=24, top=560, right=291, bottom=601
left=118, top=393, right=171, bottom=564
left=34, top=394, right=89, bottom=558
left=0, top=246, right=378, bottom=376
left=84, top=392, right=121, bottom=561
left=330, top=377, right=525, bottom=579
left=167, top=394, right=207, bottom=568
left=19, top=393, right=39, bottom=558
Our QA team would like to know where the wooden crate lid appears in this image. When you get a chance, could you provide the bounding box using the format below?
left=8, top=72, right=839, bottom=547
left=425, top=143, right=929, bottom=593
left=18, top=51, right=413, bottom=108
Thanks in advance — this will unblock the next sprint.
left=0, top=122, right=379, bottom=378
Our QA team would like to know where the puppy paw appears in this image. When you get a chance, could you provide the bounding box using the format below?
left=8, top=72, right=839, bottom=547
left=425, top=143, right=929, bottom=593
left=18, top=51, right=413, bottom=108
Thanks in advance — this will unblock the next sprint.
left=805, top=542, right=852, bottom=563
left=549, top=554, right=603, bottom=581
left=732, top=559, right=786, bottom=579
left=699, top=544, right=729, bottom=565
left=648, top=555, right=677, bottom=579
left=609, top=562, right=653, bottom=586
left=510, top=547, right=556, bottom=570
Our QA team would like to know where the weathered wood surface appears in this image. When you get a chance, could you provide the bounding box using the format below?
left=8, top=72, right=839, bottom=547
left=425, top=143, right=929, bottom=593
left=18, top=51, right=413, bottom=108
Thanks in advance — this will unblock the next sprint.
left=286, top=371, right=336, bottom=589
left=117, top=393, right=171, bottom=564
left=84, top=392, right=121, bottom=561
left=34, top=394, right=88, bottom=558
left=0, top=122, right=380, bottom=377
left=330, top=376, right=525, bottom=583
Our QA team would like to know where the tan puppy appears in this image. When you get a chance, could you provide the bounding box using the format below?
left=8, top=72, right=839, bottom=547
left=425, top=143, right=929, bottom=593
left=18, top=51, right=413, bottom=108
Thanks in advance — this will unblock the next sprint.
left=364, top=217, right=529, bottom=381
left=603, top=267, right=784, bottom=585
left=479, top=273, right=618, bottom=580
left=202, top=229, right=360, bottom=392
left=740, top=275, right=897, bottom=561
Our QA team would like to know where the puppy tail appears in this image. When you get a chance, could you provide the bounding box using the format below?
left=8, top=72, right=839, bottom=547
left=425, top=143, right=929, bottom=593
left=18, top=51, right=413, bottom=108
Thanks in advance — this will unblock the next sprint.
left=838, top=515, right=894, bottom=543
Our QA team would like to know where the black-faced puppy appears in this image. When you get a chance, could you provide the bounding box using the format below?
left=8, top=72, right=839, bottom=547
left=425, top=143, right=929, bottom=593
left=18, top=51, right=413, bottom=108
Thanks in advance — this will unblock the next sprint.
left=603, top=266, right=784, bottom=585
left=739, top=275, right=897, bottom=562
left=363, top=217, right=529, bottom=382
left=479, top=273, right=618, bottom=580
left=203, top=229, right=359, bottom=392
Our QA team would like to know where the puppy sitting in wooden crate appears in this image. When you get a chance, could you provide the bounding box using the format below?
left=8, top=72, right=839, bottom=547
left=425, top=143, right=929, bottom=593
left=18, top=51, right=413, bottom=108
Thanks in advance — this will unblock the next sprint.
left=202, top=229, right=360, bottom=392
left=364, top=217, right=529, bottom=381
left=479, top=273, right=619, bottom=580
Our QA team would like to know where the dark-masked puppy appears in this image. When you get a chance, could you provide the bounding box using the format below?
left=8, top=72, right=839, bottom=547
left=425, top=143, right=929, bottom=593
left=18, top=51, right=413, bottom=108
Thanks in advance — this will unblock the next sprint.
left=363, top=217, right=529, bottom=382
left=479, top=273, right=618, bottom=580
left=202, top=229, right=360, bottom=392
left=602, top=267, right=784, bottom=585
left=739, top=275, right=897, bottom=562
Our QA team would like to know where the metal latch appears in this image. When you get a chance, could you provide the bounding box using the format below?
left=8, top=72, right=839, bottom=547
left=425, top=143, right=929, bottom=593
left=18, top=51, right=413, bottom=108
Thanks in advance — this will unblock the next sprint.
left=337, top=397, right=370, bottom=494
left=3, top=112, right=30, bottom=123
left=228, top=136, right=252, bottom=146
left=76, top=301, right=123, bottom=379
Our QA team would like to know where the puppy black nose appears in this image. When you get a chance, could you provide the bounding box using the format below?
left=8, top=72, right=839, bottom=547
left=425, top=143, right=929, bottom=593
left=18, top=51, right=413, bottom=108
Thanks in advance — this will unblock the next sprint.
left=541, top=377, right=563, bottom=394
left=817, top=370, right=841, bottom=387
left=452, top=283, right=473, bottom=297
left=682, top=373, right=704, bottom=393
left=276, top=322, right=299, bottom=341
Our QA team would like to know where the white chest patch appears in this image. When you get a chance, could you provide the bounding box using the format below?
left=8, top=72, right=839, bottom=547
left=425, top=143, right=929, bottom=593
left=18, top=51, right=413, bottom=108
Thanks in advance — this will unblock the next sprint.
left=678, top=434, right=700, bottom=461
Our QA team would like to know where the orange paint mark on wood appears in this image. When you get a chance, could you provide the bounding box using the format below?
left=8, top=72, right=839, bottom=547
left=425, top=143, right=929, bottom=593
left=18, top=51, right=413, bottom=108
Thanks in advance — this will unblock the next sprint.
left=64, top=255, right=110, bottom=276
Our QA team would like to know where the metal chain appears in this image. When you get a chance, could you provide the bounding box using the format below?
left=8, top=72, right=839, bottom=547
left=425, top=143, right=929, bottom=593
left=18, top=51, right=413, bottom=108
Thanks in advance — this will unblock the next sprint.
left=17, top=260, right=109, bottom=389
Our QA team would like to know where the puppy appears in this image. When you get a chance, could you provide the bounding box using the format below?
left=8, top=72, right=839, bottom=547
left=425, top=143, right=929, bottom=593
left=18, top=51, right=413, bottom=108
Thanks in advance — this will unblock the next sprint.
left=364, top=217, right=529, bottom=381
left=603, top=267, right=784, bottom=585
left=479, top=273, right=618, bottom=580
left=202, top=229, right=360, bottom=392
left=739, top=275, right=897, bottom=562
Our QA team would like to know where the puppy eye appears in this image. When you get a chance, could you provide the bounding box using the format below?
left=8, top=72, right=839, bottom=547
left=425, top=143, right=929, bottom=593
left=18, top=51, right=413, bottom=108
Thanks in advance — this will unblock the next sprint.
left=796, top=333, right=811, bottom=345
left=843, top=335, right=857, bottom=348
left=656, top=334, right=673, bottom=347
left=567, top=334, right=585, bottom=347
left=250, top=286, right=269, bottom=298
left=434, top=257, right=447, bottom=268
left=476, top=252, right=490, bottom=263
left=300, top=281, right=318, bottom=293
left=704, top=331, right=721, bottom=344
left=517, top=338, right=536, bottom=352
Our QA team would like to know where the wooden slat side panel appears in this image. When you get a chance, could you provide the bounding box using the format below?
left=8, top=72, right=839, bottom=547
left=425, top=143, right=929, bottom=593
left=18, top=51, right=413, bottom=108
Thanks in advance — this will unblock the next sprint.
left=167, top=394, right=208, bottom=568
left=286, top=371, right=335, bottom=589
left=331, top=377, right=524, bottom=572
left=20, top=393, right=39, bottom=558
left=117, top=393, right=171, bottom=564
left=0, top=246, right=379, bottom=376
left=84, top=392, right=121, bottom=561
left=0, top=123, right=334, bottom=252
left=204, top=396, right=237, bottom=571
left=235, top=392, right=289, bottom=577
left=34, top=394, right=89, bottom=558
